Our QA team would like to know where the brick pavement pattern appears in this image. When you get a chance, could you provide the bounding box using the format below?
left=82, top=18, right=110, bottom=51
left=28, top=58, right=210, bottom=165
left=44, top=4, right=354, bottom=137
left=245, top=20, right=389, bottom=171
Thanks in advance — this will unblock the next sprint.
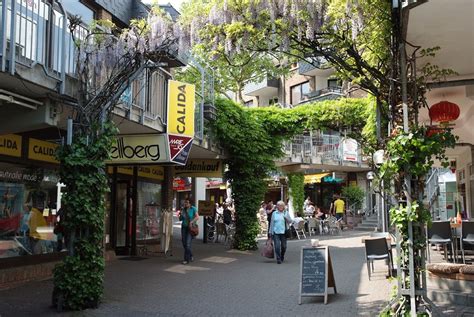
left=0, top=230, right=408, bottom=317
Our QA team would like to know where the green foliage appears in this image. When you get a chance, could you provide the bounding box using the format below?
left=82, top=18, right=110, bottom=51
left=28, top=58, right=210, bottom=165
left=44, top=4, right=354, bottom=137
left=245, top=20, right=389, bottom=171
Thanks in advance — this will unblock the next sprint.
left=380, top=127, right=458, bottom=183
left=341, top=185, right=365, bottom=211
left=210, top=97, right=373, bottom=249
left=288, top=173, right=305, bottom=217
left=53, top=122, right=117, bottom=310
left=179, top=0, right=287, bottom=101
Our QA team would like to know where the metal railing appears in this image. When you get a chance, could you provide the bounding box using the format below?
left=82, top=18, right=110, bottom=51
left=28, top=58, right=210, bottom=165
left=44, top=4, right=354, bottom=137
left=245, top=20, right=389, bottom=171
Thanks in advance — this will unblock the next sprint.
left=118, top=67, right=168, bottom=126
left=298, top=87, right=344, bottom=105
left=283, top=131, right=366, bottom=165
left=0, top=0, right=87, bottom=92
left=425, top=168, right=440, bottom=212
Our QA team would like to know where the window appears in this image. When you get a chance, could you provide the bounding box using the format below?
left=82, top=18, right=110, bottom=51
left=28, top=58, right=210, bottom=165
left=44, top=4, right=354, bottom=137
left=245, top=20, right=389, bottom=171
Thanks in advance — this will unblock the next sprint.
left=244, top=100, right=254, bottom=107
left=269, top=97, right=279, bottom=105
left=290, top=81, right=310, bottom=105
left=328, top=79, right=339, bottom=88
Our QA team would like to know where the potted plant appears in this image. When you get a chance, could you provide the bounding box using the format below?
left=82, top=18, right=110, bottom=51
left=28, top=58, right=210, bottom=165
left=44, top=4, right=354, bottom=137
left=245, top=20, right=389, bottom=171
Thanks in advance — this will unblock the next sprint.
left=342, top=185, right=365, bottom=226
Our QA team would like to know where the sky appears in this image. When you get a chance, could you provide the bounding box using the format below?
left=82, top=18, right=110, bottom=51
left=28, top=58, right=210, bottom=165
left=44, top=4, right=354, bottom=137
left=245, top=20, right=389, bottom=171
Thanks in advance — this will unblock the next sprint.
left=142, top=0, right=186, bottom=11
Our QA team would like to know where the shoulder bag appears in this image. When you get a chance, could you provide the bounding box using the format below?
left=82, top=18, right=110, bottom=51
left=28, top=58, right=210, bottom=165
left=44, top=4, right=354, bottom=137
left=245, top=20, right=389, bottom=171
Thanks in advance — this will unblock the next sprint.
left=184, top=208, right=199, bottom=237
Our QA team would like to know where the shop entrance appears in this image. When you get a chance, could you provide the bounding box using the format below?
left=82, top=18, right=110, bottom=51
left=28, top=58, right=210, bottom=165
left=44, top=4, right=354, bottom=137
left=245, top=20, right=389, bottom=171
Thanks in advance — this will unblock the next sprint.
left=114, top=181, right=133, bottom=255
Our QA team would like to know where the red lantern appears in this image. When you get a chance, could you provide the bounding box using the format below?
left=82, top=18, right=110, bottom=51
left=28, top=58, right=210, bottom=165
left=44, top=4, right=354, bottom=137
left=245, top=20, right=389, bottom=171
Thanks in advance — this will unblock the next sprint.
left=429, top=101, right=460, bottom=124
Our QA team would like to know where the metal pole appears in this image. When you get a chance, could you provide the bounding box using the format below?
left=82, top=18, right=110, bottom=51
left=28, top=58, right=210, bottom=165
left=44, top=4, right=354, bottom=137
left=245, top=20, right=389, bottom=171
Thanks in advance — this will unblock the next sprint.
left=401, top=37, right=417, bottom=316
left=66, top=118, right=73, bottom=145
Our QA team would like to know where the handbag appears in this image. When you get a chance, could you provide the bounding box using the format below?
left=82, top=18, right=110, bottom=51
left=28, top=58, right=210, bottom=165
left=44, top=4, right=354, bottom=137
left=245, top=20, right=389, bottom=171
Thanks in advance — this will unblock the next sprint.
left=261, top=238, right=274, bottom=258
left=189, top=223, right=199, bottom=237
left=183, top=208, right=199, bottom=237
left=284, top=212, right=291, bottom=238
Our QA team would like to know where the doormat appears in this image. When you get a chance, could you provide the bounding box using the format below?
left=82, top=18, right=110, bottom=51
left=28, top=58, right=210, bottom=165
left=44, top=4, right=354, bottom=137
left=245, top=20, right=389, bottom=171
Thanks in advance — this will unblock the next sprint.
left=119, top=257, right=149, bottom=261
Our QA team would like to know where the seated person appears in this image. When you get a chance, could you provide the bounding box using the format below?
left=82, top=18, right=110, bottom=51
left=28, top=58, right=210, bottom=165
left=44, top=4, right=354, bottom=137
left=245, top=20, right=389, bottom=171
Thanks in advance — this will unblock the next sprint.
left=315, top=207, right=326, bottom=220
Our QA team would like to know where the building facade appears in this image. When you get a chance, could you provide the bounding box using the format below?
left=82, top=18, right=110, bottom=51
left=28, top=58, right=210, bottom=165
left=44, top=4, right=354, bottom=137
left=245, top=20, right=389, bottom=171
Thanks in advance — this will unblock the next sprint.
left=0, top=0, right=222, bottom=286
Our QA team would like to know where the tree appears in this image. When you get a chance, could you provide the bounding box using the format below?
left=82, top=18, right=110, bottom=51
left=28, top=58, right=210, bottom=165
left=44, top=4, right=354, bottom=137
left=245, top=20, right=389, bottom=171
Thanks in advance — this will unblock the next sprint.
left=178, top=0, right=288, bottom=102
left=52, top=9, right=186, bottom=310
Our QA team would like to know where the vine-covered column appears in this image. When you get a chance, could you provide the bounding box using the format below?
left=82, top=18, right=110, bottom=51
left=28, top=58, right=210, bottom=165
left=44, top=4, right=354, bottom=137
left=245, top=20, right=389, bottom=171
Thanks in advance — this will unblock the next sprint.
left=52, top=123, right=116, bottom=310
left=288, top=173, right=305, bottom=217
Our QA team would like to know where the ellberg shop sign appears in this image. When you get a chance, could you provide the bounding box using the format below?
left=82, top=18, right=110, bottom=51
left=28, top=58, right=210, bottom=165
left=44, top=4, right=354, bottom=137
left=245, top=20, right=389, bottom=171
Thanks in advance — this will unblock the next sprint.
left=167, top=80, right=195, bottom=165
left=108, top=134, right=169, bottom=164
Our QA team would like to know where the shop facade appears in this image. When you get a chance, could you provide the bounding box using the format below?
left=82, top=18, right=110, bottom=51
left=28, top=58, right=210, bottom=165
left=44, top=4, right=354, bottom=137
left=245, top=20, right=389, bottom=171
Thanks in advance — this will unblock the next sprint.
left=0, top=134, right=65, bottom=281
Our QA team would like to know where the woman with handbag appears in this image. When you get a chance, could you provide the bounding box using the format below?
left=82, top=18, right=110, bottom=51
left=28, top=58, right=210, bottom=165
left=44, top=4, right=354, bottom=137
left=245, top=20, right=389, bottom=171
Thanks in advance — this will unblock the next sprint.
left=269, top=201, right=292, bottom=264
left=179, top=199, right=199, bottom=264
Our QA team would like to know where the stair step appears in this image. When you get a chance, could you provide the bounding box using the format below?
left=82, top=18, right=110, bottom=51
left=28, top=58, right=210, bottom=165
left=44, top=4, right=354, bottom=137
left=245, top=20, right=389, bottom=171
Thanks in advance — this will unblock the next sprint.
left=354, top=226, right=377, bottom=231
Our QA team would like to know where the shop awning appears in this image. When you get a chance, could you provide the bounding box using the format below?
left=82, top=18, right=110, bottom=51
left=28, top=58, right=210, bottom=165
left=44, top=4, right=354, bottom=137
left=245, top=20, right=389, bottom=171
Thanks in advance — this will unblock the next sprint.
left=304, top=173, right=330, bottom=184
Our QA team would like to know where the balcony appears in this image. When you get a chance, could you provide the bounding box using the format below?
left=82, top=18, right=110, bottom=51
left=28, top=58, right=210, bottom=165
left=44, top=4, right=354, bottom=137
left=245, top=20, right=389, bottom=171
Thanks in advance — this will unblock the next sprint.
left=0, top=0, right=87, bottom=95
left=243, top=76, right=279, bottom=97
left=280, top=131, right=369, bottom=170
left=298, top=87, right=344, bottom=104
left=298, top=57, right=334, bottom=77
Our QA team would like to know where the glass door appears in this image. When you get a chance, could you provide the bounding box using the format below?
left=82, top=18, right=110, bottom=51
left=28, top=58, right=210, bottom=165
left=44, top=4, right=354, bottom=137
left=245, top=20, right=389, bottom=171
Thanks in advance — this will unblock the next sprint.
left=115, top=182, right=132, bottom=254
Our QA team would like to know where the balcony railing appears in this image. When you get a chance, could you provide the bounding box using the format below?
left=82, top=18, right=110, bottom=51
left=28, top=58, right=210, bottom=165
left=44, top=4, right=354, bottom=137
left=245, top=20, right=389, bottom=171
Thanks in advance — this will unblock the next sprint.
left=282, top=132, right=366, bottom=166
left=298, top=57, right=330, bottom=75
left=118, top=68, right=168, bottom=127
left=243, top=76, right=279, bottom=96
left=298, top=87, right=343, bottom=105
left=0, top=0, right=87, bottom=93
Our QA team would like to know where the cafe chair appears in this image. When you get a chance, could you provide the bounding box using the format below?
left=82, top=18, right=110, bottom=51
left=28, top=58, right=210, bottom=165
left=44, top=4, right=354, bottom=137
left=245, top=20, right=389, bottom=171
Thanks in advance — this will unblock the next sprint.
left=461, top=221, right=474, bottom=264
left=294, top=221, right=307, bottom=240
left=364, top=237, right=392, bottom=280
left=427, top=221, right=454, bottom=263
left=307, top=218, right=318, bottom=236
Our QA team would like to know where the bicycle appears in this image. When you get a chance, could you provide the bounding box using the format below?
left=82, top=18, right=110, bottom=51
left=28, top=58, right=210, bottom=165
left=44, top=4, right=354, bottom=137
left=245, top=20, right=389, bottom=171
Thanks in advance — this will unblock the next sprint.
left=223, top=223, right=236, bottom=248
left=206, top=217, right=216, bottom=242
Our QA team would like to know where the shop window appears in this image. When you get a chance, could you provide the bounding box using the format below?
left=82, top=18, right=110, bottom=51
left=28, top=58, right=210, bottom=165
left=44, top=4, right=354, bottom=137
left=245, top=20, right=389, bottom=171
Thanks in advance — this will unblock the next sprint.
left=136, top=181, right=162, bottom=241
left=290, top=81, right=310, bottom=105
left=0, top=163, right=61, bottom=259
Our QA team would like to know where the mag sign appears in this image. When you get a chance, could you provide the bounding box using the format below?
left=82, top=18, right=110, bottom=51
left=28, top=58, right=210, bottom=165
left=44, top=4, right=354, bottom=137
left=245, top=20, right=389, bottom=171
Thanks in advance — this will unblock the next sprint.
left=167, top=80, right=195, bottom=165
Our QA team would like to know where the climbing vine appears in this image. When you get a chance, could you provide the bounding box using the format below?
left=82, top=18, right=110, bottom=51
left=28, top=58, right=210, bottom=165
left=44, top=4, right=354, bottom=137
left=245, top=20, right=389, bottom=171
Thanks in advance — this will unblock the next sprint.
left=378, top=126, right=457, bottom=315
left=210, top=97, right=374, bottom=250
left=288, top=173, right=305, bottom=217
left=53, top=122, right=117, bottom=310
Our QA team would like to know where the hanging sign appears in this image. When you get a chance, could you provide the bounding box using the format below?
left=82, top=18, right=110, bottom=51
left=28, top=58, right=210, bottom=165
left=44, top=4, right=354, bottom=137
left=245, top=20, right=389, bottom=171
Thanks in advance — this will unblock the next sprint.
left=174, top=159, right=223, bottom=177
left=0, top=134, right=22, bottom=157
left=167, top=80, right=195, bottom=138
left=342, top=138, right=358, bottom=162
left=167, top=80, right=195, bottom=165
left=108, top=134, right=169, bottom=164
left=299, top=246, right=337, bottom=305
left=28, top=138, right=59, bottom=164
left=168, top=134, right=193, bottom=166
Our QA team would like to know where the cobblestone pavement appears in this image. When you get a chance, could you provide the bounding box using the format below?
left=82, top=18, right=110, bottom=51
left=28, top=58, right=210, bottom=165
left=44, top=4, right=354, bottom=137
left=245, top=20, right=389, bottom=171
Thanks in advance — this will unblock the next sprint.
left=1, top=230, right=397, bottom=317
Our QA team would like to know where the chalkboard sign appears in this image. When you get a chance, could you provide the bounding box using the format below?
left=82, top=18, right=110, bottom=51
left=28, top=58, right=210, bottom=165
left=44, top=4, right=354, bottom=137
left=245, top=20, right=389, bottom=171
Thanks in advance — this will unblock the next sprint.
left=299, top=246, right=337, bottom=304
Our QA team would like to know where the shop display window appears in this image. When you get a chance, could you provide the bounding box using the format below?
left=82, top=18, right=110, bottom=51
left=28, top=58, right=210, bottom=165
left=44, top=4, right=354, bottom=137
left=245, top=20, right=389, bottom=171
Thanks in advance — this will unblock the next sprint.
left=0, top=163, right=61, bottom=258
left=136, top=181, right=162, bottom=241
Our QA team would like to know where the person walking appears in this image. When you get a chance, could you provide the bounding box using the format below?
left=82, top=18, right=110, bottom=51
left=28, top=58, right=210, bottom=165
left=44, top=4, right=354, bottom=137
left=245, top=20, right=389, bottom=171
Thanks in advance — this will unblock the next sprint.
left=332, top=195, right=345, bottom=229
left=266, top=200, right=275, bottom=237
left=269, top=201, right=292, bottom=264
left=179, top=199, right=199, bottom=265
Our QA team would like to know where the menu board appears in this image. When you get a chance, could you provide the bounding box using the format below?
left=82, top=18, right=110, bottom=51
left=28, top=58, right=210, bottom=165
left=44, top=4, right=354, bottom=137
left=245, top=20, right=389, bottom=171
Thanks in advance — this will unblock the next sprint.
left=299, top=246, right=337, bottom=305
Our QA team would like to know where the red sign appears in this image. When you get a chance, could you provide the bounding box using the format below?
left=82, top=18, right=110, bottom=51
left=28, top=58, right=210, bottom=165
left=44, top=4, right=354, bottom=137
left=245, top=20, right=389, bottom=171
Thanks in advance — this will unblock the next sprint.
left=168, top=134, right=193, bottom=165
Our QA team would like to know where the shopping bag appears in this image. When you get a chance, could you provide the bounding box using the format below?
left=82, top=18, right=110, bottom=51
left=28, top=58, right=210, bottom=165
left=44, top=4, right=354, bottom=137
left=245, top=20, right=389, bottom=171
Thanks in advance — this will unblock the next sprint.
left=261, top=238, right=274, bottom=258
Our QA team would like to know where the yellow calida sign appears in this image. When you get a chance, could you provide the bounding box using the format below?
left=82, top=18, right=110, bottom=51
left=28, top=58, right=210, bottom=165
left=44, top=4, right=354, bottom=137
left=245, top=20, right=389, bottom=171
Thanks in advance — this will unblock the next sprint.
left=167, top=80, right=195, bottom=137
left=28, top=138, right=59, bottom=164
left=0, top=134, right=22, bottom=157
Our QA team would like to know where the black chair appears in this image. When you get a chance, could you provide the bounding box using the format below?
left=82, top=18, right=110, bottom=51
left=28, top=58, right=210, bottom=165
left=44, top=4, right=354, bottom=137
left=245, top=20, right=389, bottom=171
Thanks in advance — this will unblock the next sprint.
left=427, top=221, right=454, bottom=263
left=461, top=221, right=474, bottom=264
left=364, top=237, right=392, bottom=280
